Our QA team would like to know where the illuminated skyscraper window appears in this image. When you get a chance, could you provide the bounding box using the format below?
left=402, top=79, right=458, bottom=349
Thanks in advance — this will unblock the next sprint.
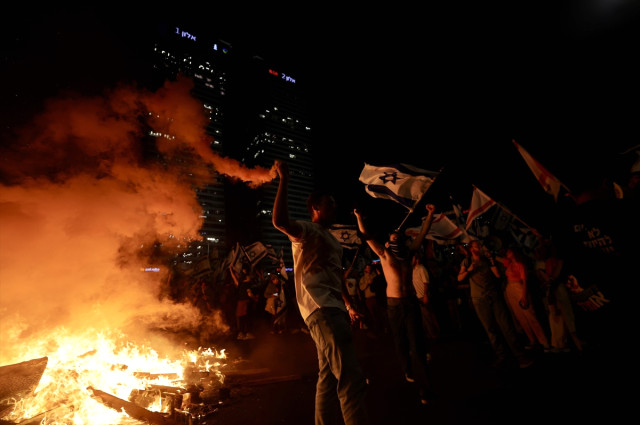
left=150, top=23, right=315, bottom=271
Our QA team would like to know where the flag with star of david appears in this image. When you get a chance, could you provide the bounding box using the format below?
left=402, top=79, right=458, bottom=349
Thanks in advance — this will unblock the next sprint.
left=329, top=224, right=362, bottom=250
left=359, top=163, right=439, bottom=210
left=240, top=241, right=269, bottom=267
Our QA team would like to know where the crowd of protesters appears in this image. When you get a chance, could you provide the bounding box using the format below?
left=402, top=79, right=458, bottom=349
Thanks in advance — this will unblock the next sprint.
left=172, top=216, right=632, bottom=373
left=151, top=147, right=639, bottom=425
left=168, top=154, right=638, bottom=402
left=173, top=170, right=636, bottom=355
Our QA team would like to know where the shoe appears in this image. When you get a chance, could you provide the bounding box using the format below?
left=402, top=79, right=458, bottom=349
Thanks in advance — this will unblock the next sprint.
left=420, top=398, right=429, bottom=405
left=405, top=374, right=415, bottom=383
left=543, top=346, right=553, bottom=353
left=244, top=332, right=256, bottom=340
left=237, top=332, right=245, bottom=340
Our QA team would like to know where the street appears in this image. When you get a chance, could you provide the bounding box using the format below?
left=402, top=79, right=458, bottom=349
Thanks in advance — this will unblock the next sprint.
left=200, top=321, right=624, bottom=425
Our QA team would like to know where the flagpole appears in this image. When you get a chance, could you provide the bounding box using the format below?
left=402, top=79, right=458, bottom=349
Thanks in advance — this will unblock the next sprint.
left=343, top=245, right=361, bottom=279
left=350, top=245, right=361, bottom=268
left=395, top=166, right=444, bottom=232
left=395, top=211, right=414, bottom=233
left=239, top=244, right=252, bottom=264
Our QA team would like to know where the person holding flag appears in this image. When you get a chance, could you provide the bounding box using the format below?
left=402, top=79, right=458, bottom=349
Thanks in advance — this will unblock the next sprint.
left=354, top=203, right=437, bottom=406
left=263, top=271, right=288, bottom=334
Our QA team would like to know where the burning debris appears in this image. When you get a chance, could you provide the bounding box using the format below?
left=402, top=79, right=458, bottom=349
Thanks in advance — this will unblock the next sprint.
left=1, top=350, right=302, bottom=425
left=0, top=346, right=228, bottom=425
left=0, top=357, right=48, bottom=418
left=0, top=77, right=279, bottom=424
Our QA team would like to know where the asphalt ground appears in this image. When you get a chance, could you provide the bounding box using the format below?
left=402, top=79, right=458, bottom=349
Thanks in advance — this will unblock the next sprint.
left=197, top=318, right=627, bottom=425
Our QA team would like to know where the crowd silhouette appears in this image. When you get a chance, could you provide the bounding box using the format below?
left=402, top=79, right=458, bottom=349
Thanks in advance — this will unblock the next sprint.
left=170, top=174, right=637, bottom=357
left=163, top=150, right=638, bottom=424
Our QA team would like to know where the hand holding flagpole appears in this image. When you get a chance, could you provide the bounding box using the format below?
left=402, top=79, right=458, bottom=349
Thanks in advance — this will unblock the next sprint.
left=394, top=166, right=444, bottom=232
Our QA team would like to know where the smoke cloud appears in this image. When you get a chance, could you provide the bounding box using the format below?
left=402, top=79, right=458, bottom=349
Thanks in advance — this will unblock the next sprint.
left=0, top=77, right=274, bottom=364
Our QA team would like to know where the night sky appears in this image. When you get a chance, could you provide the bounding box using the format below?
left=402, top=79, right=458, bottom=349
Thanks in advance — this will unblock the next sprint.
left=3, top=4, right=640, bottom=234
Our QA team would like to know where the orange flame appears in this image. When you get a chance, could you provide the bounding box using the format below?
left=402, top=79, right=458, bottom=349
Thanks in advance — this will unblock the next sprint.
left=2, top=327, right=226, bottom=423
left=0, top=76, right=268, bottom=423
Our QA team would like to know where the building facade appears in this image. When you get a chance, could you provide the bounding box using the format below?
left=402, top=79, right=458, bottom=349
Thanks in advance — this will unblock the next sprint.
left=237, top=56, right=315, bottom=266
left=149, top=22, right=314, bottom=272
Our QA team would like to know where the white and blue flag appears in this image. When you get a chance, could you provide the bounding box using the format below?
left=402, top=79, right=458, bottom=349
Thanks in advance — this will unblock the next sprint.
left=329, top=224, right=361, bottom=249
left=359, top=163, right=439, bottom=210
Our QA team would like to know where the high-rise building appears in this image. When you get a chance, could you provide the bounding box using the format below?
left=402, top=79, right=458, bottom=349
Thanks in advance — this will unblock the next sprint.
left=148, top=21, right=314, bottom=271
left=236, top=57, right=314, bottom=266
left=148, top=23, right=232, bottom=271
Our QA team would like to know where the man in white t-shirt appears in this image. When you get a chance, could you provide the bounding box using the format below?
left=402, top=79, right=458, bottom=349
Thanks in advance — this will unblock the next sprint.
left=272, top=160, right=369, bottom=425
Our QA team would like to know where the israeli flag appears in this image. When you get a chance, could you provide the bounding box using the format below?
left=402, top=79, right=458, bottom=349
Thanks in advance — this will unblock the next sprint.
left=329, top=224, right=362, bottom=249
left=359, top=163, right=439, bottom=209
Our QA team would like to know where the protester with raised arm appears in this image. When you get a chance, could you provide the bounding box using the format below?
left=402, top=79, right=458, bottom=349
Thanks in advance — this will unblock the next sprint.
left=272, top=159, right=369, bottom=425
left=354, top=203, right=437, bottom=405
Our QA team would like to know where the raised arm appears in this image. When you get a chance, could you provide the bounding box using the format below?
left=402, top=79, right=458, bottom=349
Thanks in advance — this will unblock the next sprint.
left=354, top=208, right=386, bottom=258
left=228, top=265, right=240, bottom=287
left=272, top=160, right=302, bottom=239
left=408, top=203, right=436, bottom=252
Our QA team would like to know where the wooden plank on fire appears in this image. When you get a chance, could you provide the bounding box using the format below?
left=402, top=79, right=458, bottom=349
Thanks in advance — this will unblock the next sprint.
left=88, top=386, right=176, bottom=425
left=133, top=372, right=180, bottom=380
left=147, top=384, right=186, bottom=393
left=0, top=357, right=48, bottom=418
